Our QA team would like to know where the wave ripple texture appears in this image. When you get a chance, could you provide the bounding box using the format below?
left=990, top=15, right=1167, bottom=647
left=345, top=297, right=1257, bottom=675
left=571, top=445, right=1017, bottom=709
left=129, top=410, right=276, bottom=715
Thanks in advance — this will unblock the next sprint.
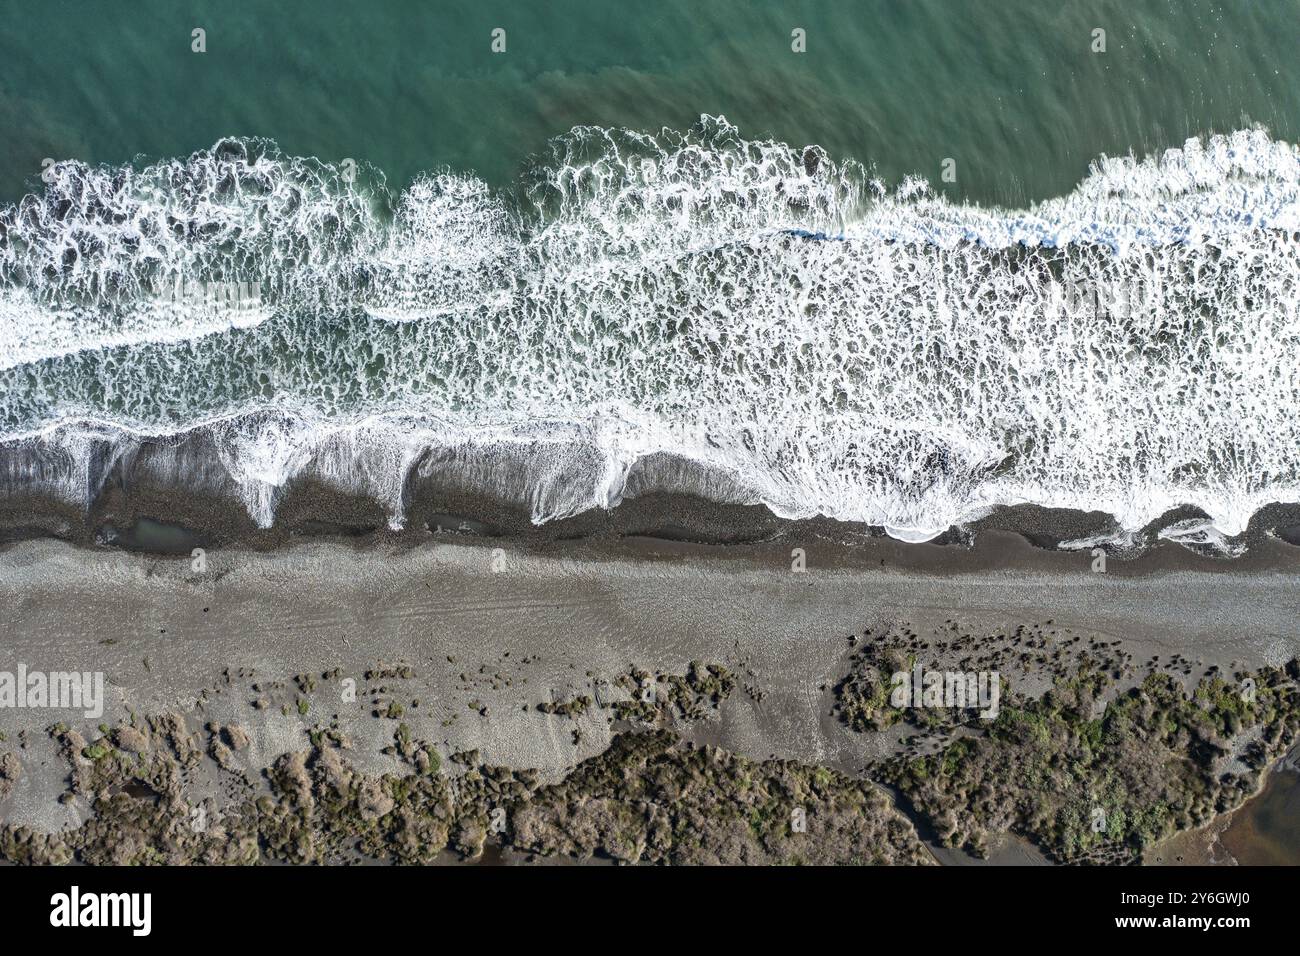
left=2, top=117, right=1299, bottom=541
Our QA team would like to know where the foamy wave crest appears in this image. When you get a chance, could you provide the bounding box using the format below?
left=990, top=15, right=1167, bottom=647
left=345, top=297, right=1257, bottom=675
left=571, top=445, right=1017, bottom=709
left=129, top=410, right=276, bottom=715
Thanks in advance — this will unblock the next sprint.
left=0, top=139, right=382, bottom=368
left=2, top=117, right=1299, bottom=545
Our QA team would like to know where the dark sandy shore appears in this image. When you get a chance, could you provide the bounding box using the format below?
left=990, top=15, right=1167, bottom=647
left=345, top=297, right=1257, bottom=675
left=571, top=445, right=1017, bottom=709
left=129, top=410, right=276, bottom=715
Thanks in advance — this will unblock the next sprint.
left=6, top=430, right=1300, bottom=558
left=2, top=486, right=1299, bottom=864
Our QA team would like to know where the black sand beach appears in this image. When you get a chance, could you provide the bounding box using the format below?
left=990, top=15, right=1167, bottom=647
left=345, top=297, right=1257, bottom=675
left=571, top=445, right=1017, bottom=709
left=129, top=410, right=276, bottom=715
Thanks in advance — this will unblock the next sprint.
left=3, top=490, right=1298, bottom=864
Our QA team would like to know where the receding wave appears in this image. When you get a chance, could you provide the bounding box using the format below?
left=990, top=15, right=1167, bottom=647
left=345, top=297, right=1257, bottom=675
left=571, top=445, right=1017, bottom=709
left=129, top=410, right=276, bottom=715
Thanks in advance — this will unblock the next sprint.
left=2, top=117, right=1299, bottom=545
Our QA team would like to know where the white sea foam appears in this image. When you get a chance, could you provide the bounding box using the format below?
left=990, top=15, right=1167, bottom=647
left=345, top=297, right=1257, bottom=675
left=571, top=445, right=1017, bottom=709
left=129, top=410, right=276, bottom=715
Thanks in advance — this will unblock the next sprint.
left=2, top=118, right=1299, bottom=544
left=1156, top=518, right=1249, bottom=557
left=0, top=142, right=378, bottom=369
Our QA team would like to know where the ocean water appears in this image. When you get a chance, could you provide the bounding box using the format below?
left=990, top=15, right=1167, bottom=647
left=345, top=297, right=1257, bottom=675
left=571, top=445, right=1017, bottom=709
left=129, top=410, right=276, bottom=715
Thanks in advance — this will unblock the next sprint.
left=2, top=1, right=1299, bottom=543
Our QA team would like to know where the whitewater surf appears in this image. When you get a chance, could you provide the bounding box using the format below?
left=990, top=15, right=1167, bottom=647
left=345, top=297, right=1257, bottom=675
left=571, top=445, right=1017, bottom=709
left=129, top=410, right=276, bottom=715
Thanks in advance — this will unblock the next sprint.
left=2, top=117, right=1298, bottom=548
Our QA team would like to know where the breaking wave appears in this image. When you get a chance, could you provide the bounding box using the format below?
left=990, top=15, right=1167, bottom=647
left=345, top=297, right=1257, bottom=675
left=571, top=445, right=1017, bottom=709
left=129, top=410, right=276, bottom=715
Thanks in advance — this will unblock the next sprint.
left=2, top=116, right=1299, bottom=544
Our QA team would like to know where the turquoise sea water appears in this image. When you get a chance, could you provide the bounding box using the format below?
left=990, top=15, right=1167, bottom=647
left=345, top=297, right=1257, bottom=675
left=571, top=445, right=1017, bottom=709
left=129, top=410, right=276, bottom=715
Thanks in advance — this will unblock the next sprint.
left=3, top=0, right=1297, bottom=204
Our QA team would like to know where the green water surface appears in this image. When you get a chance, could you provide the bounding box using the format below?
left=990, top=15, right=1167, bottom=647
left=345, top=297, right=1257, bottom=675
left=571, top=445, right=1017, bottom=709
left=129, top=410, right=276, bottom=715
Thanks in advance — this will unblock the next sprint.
left=2, top=0, right=1297, bottom=206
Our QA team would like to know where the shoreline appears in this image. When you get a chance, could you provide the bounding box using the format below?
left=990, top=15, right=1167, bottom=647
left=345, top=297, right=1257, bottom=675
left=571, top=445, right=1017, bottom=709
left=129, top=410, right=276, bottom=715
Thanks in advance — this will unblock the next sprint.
left=5, top=415, right=1300, bottom=560
left=6, top=467, right=1300, bottom=573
